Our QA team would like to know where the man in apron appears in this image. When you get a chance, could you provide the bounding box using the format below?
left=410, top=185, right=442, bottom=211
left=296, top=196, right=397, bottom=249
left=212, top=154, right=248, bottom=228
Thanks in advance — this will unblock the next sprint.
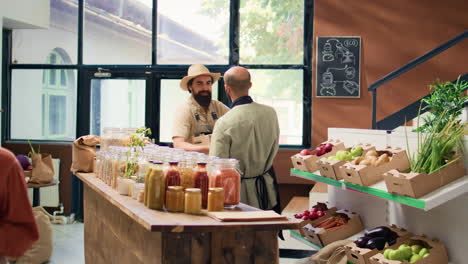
left=172, top=64, right=230, bottom=154
left=209, top=66, right=281, bottom=212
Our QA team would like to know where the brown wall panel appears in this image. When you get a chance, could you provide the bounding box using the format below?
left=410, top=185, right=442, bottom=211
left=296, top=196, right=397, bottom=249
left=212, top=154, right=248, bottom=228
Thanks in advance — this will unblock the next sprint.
left=3, top=143, right=73, bottom=215
left=312, top=0, right=468, bottom=146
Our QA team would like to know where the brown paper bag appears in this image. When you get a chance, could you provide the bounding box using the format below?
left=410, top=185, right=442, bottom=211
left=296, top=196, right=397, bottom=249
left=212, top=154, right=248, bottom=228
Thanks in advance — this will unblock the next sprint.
left=71, top=135, right=100, bottom=174
left=29, top=153, right=54, bottom=184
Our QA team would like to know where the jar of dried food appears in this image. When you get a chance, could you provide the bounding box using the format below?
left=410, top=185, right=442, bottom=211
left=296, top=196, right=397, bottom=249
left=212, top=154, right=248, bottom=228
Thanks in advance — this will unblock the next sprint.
left=184, top=188, right=202, bottom=215
left=165, top=186, right=184, bottom=212
left=207, top=188, right=224, bottom=212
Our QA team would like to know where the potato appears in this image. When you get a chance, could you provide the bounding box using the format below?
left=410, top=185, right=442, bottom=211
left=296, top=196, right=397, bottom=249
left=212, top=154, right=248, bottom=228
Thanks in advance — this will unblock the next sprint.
left=374, top=159, right=386, bottom=167
left=351, top=157, right=364, bottom=165
left=377, top=153, right=390, bottom=163
left=365, top=150, right=378, bottom=157
left=359, top=159, right=372, bottom=166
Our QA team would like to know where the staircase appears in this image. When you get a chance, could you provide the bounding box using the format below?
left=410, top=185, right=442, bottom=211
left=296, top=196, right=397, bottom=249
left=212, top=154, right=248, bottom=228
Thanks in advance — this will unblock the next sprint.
left=369, top=31, right=468, bottom=130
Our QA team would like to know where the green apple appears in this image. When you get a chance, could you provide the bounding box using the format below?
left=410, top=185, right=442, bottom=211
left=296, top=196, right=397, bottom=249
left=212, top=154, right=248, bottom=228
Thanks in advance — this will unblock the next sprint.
left=350, top=146, right=363, bottom=157
left=399, top=244, right=410, bottom=250
left=335, top=150, right=348, bottom=161
left=383, top=249, right=393, bottom=259
left=422, top=253, right=430, bottom=258
left=389, top=249, right=406, bottom=261
left=343, top=152, right=353, bottom=161
left=411, top=245, right=422, bottom=254
left=410, top=254, right=422, bottom=263
left=327, top=155, right=340, bottom=161
left=401, top=247, right=413, bottom=260
left=419, top=248, right=429, bottom=256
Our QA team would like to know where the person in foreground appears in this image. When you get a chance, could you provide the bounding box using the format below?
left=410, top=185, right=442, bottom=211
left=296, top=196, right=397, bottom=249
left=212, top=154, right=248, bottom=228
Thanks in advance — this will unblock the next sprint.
left=172, top=64, right=230, bottom=154
left=209, top=66, right=281, bottom=212
left=0, top=147, right=39, bottom=263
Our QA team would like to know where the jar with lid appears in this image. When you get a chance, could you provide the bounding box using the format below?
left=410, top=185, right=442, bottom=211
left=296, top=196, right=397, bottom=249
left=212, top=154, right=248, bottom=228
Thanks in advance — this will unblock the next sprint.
left=179, top=158, right=195, bottom=189
left=209, top=159, right=241, bottom=208
left=194, top=162, right=209, bottom=208
left=165, top=161, right=181, bottom=188
left=184, top=188, right=202, bottom=214
left=165, top=186, right=184, bottom=212
left=207, top=188, right=224, bottom=212
left=145, top=161, right=165, bottom=210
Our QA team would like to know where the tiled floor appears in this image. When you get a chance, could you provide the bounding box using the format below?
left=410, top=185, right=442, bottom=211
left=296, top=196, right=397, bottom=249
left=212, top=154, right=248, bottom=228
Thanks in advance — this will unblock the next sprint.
left=49, top=223, right=84, bottom=264
left=49, top=223, right=314, bottom=264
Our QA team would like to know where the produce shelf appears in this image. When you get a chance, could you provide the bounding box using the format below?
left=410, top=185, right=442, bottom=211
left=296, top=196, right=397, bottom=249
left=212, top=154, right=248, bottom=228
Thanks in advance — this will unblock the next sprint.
left=291, top=168, right=468, bottom=211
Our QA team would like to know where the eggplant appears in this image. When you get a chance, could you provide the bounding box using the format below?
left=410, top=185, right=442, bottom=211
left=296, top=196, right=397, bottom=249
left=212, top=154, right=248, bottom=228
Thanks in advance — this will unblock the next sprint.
left=354, top=236, right=370, bottom=248
left=365, top=226, right=392, bottom=238
left=366, top=237, right=387, bottom=250
left=387, top=231, right=399, bottom=245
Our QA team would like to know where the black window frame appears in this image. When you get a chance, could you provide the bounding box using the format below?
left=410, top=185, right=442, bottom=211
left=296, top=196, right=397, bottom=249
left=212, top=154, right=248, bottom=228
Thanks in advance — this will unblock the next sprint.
left=2, top=0, right=313, bottom=148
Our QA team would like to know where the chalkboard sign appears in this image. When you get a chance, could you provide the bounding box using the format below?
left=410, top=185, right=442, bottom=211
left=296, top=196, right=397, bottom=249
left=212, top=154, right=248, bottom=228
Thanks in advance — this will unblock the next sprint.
left=316, top=37, right=361, bottom=98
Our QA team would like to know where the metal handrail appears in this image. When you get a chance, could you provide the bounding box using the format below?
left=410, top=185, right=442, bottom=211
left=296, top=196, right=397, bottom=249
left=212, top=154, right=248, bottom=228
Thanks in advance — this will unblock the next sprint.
left=370, top=31, right=468, bottom=129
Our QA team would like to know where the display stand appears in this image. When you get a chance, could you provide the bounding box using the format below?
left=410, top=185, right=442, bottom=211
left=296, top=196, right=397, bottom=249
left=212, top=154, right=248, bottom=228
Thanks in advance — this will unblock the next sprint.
left=290, top=128, right=467, bottom=263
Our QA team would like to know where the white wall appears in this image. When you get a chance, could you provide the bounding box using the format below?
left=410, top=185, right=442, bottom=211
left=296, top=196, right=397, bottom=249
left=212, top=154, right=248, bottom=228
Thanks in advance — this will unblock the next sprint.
left=2, top=0, right=49, bottom=29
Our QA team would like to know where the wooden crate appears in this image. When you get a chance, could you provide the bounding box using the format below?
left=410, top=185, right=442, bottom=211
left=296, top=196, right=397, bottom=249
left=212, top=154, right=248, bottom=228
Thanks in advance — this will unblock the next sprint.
left=384, top=158, right=465, bottom=198
left=369, top=236, right=448, bottom=264
left=291, top=139, right=346, bottom=173
left=317, top=144, right=375, bottom=180
left=345, top=225, right=412, bottom=264
left=340, top=147, right=410, bottom=187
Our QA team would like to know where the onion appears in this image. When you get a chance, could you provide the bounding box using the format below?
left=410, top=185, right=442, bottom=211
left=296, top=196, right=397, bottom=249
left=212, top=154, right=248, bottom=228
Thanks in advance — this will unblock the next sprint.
left=16, top=154, right=31, bottom=170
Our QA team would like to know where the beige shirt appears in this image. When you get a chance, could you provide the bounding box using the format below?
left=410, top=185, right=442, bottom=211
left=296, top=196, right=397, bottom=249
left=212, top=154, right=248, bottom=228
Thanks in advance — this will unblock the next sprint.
left=172, top=96, right=229, bottom=144
left=209, top=102, right=280, bottom=209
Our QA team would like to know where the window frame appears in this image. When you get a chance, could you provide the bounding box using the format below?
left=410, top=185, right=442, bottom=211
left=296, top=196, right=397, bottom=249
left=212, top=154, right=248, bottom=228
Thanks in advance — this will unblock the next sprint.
left=2, top=0, right=313, bottom=148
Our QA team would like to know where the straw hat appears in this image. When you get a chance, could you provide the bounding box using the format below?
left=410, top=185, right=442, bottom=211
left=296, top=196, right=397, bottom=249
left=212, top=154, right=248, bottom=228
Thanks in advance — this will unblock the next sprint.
left=179, top=64, right=221, bottom=91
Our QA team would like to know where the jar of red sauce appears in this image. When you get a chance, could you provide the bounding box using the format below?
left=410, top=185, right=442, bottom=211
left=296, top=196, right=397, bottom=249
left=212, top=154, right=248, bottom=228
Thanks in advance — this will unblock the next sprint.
left=209, top=159, right=241, bottom=208
left=194, top=162, right=209, bottom=208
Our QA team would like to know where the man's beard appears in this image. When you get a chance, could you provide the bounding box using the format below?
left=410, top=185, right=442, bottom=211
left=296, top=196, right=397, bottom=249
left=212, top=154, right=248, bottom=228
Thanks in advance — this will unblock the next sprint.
left=193, top=91, right=212, bottom=107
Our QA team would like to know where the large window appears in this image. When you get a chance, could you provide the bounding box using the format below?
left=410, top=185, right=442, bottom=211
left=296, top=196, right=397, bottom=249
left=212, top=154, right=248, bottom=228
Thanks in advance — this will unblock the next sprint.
left=4, top=0, right=312, bottom=147
left=90, top=79, right=146, bottom=136
left=10, top=68, right=77, bottom=141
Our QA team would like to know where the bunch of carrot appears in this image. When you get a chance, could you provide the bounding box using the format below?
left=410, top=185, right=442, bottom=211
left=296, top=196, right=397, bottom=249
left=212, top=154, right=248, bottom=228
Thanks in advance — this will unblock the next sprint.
left=312, top=213, right=349, bottom=231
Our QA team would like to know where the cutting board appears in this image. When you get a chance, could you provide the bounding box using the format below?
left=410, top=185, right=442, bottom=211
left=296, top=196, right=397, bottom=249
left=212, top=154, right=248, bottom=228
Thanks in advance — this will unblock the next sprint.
left=207, top=210, right=288, bottom=222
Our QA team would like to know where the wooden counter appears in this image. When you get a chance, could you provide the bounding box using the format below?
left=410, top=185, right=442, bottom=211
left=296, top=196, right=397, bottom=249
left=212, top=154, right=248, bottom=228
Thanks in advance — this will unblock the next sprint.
left=76, top=173, right=299, bottom=264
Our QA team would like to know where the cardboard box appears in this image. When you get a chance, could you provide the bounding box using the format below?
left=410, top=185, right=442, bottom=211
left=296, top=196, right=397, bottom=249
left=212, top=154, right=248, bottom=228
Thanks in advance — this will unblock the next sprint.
left=384, top=158, right=465, bottom=198
left=340, top=147, right=410, bottom=187
left=299, top=210, right=363, bottom=247
left=369, top=236, right=448, bottom=264
left=291, top=139, right=346, bottom=173
left=345, top=225, right=412, bottom=264
left=317, top=144, right=376, bottom=180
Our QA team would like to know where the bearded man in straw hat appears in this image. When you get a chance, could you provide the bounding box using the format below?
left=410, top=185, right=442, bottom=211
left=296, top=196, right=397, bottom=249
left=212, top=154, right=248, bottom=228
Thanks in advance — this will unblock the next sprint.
left=172, top=64, right=230, bottom=153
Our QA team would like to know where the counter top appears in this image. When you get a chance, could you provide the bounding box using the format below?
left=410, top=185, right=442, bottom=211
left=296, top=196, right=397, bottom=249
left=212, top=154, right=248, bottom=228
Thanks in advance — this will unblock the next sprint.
left=76, top=173, right=299, bottom=233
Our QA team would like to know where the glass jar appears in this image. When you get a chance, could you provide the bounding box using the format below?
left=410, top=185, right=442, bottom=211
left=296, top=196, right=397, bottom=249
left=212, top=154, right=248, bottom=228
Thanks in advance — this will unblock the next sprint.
left=194, top=162, right=209, bottom=208
left=165, top=186, right=185, bottom=212
left=184, top=188, right=202, bottom=215
left=165, top=161, right=181, bottom=188
left=179, top=158, right=195, bottom=190
left=145, top=162, right=165, bottom=210
left=207, top=188, right=224, bottom=212
left=210, top=159, right=241, bottom=208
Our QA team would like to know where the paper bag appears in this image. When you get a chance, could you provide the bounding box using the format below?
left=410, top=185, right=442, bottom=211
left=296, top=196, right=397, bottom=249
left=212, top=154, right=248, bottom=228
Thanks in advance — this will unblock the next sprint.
left=29, top=153, right=54, bottom=184
left=71, top=135, right=100, bottom=174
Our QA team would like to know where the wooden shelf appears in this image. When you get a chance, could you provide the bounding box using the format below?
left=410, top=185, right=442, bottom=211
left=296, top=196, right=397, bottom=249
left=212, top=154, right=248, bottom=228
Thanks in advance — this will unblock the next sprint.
left=291, top=169, right=468, bottom=211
